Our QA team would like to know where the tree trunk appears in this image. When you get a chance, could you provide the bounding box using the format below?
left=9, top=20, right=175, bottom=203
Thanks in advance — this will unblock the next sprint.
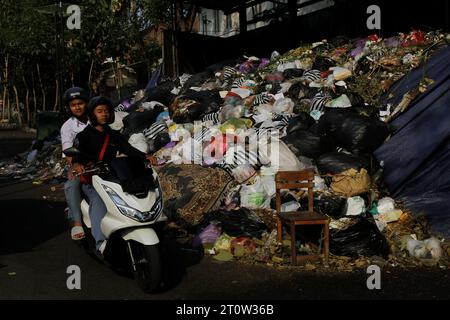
left=1, top=87, right=6, bottom=121
left=23, top=76, right=30, bottom=126
left=88, top=59, right=94, bottom=93
left=2, top=55, right=9, bottom=121
left=54, top=79, right=59, bottom=111
left=32, top=71, right=37, bottom=126
left=7, top=93, right=11, bottom=121
left=13, top=84, right=22, bottom=127
left=37, top=64, right=46, bottom=111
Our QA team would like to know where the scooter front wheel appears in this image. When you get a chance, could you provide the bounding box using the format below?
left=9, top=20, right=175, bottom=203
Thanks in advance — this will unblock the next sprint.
left=129, top=242, right=162, bottom=293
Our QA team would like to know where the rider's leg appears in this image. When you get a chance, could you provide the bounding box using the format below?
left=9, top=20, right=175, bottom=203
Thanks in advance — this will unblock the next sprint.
left=81, top=184, right=107, bottom=251
left=64, top=177, right=85, bottom=239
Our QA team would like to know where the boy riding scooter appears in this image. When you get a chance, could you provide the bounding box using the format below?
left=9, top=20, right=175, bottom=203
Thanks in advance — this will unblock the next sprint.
left=67, top=96, right=164, bottom=292
left=71, top=96, right=158, bottom=255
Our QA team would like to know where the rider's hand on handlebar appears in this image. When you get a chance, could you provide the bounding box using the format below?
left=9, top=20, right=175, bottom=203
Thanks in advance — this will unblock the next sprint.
left=72, top=163, right=85, bottom=175
left=145, top=155, right=158, bottom=166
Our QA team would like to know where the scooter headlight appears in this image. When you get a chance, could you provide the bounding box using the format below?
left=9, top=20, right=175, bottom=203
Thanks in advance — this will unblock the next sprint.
left=102, top=185, right=162, bottom=222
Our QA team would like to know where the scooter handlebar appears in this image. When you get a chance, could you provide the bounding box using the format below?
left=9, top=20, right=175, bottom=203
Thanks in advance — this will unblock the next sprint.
left=72, top=162, right=109, bottom=177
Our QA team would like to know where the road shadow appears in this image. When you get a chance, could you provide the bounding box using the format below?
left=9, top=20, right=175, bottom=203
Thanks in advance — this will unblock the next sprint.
left=157, top=231, right=204, bottom=293
left=0, top=198, right=67, bottom=255
left=72, top=223, right=204, bottom=294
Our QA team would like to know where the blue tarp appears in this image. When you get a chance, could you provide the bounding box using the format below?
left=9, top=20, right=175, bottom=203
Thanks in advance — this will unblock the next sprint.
left=145, top=64, right=162, bottom=92
left=374, top=45, right=450, bottom=237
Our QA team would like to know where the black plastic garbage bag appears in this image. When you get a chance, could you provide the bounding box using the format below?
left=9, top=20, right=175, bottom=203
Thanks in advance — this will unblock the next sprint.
left=146, top=89, right=176, bottom=108
left=330, top=216, right=390, bottom=258
left=283, top=68, right=304, bottom=79
left=282, top=130, right=334, bottom=159
left=313, top=56, right=335, bottom=71
left=197, top=208, right=268, bottom=238
left=126, top=80, right=177, bottom=110
left=351, top=105, right=379, bottom=118
left=287, top=82, right=318, bottom=100
left=205, top=58, right=241, bottom=75
left=316, top=152, right=371, bottom=175
left=318, top=109, right=391, bottom=154
left=181, top=71, right=210, bottom=93
left=314, top=196, right=347, bottom=218
left=329, top=35, right=350, bottom=47
left=270, top=191, right=298, bottom=210
left=181, top=89, right=222, bottom=117
left=122, top=105, right=165, bottom=136
left=148, top=132, right=171, bottom=154
left=286, top=112, right=315, bottom=134
left=171, top=100, right=203, bottom=124
left=345, top=92, right=365, bottom=108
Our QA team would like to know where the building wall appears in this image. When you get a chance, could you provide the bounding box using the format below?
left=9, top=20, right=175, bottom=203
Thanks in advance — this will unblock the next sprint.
left=198, top=0, right=335, bottom=37
left=199, top=8, right=240, bottom=37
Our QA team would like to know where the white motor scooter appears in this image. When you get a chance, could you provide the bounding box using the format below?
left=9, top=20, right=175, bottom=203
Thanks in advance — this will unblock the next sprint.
left=64, top=147, right=166, bottom=293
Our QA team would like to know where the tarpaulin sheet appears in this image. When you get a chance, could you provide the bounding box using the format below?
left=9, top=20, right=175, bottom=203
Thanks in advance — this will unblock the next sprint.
left=374, top=45, right=450, bottom=237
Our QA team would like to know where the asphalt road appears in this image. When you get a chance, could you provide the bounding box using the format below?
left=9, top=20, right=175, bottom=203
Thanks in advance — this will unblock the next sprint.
left=0, top=131, right=449, bottom=301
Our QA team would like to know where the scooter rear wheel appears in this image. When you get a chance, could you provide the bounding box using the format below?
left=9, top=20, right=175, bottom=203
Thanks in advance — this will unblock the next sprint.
left=130, top=242, right=162, bottom=293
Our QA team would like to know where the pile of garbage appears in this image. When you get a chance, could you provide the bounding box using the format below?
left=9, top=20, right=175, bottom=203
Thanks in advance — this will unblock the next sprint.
left=0, top=132, right=67, bottom=185
left=119, top=30, right=446, bottom=268
left=1, top=30, right=449, bottom=269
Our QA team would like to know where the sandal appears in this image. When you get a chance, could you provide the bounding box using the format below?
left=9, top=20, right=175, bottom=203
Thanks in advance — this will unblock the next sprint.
left=71, top=226, right=85, bottom=240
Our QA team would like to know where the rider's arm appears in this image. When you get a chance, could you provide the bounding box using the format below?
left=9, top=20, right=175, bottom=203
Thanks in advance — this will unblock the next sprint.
left=114, top=132, right=147, bottom=160
left=71, top=133, right=89, bottom=170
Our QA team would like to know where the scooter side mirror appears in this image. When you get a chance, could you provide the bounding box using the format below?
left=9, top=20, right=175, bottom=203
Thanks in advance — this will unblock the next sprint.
left=63, top=147, right=82, bottom=157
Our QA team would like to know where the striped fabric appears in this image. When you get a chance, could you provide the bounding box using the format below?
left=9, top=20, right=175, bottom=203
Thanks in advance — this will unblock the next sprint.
left=143, top=121, right=168, bottom=141
left=252, top=93, right=272, bottom=107
left=115, top=104, right=127, bottom=112
left=215, top=162, right=237, bottom=176
left=223, top=66, right=237, bottom=81
left=251, top=125, right=285, bottom=140
left=302, top=69, right=322, bottom=83
left=250, top=114, right=293, bottom=138
left=310, top=90, right=332, bottom=112
left=218, top=146, right=266, bottom=170
left=193, top=126, right=215, bottom=144
left=231, top=78, right=245, bottom=88
left=271, top=114, right=294, bottom=124
left=201, top=111, right=220, bottom=125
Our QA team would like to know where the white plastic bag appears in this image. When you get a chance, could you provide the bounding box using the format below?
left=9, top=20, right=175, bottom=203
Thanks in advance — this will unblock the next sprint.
left=230, top=164, right=257, bottom=184
left=345, top=196, right=365, bottom=216
left=259, top=138, right=304, bottom=173
left=377, top=197, right=395, bottom=214
left=219, top=104, right=245, bottom=122
left=281, top=201, right=301, bottom=212
left=141, top=101, right=165, bottom=111
left=313, top=175, right=328, bottom=192
left=277, top=61, right=297, bottom=72
left=424, top=237, right=442, bottom=260
left=110, top=111, right=128, bottom=131
left=128, top=133, right=149, bottom=153
left=240, top=176, right=270, bottom=209
left=260, top=174, right=276, bottom=197
left=171, top=137, right=202, bottom=164
left=272, top=98, right=294, bottom=114
left=328, top=95, right=352, bottom=108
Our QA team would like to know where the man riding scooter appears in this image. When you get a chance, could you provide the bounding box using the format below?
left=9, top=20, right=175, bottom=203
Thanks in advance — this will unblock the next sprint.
left=60, top=87, right=90, bottom=241
left=71, top=96, right=157, bottom=256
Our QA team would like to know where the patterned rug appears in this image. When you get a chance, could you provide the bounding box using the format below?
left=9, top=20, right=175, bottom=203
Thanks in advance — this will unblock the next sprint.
left=155, top=163, right=237, bottom=227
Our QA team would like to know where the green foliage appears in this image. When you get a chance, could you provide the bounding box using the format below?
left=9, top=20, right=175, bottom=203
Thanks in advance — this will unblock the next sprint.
left=0, top=0, right=163, bottom=101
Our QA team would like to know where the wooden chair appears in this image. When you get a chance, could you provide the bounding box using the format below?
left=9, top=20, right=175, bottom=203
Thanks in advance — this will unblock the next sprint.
left=276, top=169, right=329, bottom=265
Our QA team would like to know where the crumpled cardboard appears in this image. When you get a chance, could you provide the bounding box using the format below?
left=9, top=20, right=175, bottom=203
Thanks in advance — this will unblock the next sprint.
left=331, top=168, right=370, bottom=197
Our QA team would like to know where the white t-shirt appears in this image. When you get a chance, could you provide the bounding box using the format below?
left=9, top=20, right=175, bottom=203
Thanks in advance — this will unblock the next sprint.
left=60, top=117, right=89, bottom=157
